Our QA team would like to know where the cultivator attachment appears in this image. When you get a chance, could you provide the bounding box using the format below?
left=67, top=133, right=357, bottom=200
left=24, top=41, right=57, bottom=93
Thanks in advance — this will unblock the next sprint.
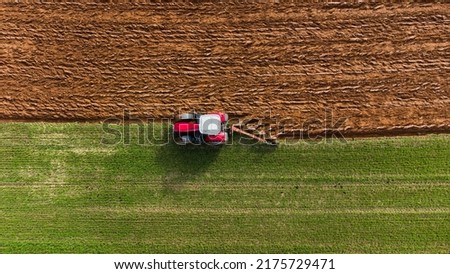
left=230, top=125, right=277, bottom=145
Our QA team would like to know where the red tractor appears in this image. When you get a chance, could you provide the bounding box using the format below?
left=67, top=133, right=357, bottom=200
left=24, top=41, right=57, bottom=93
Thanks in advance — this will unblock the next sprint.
left=173, top=112, right=276, bottom=145
left=173, top=112, right=228, bottom=145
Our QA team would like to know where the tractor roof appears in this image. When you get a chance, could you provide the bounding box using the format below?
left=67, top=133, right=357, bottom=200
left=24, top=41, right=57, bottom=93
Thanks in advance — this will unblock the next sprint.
left=199, top=114, right=222, bottom=135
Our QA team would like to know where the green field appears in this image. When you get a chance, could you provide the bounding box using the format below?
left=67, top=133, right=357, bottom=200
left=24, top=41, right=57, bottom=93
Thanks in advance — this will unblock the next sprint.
left=0, top=123, right=449, bottom=253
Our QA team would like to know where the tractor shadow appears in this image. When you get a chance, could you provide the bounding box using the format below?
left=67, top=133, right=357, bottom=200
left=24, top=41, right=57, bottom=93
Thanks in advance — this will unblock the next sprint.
left=153, top=122, right=277, bottom=194
left=155, top=141, right=221, bottom=194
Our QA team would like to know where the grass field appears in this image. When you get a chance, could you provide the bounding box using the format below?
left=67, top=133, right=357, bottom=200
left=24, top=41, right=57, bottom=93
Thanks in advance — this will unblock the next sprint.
left=0, top=123, right=449, bottom=253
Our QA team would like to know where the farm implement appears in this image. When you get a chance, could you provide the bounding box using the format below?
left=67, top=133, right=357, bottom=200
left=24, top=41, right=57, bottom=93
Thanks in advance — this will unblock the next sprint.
left=173, top=112, right=277, bottom=145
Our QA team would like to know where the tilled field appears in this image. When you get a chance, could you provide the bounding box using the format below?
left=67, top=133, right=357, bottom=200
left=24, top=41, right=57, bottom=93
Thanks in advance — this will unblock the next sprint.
left=1, top=1, right=449, bottom=137
left=1, top=123, right=449, bottom=253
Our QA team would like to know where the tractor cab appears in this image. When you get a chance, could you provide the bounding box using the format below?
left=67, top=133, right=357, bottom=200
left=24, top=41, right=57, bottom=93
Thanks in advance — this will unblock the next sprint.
left=199, top=114, right=221, bottom=135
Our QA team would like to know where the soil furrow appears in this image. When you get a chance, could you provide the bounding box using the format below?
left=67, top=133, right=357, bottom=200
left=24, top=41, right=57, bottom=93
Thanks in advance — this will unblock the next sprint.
left=1, top=2, right=449, bottom=137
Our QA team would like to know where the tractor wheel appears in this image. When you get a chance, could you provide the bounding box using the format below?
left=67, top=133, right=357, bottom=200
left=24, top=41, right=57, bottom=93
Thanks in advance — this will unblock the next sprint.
left=176, top=113, right=197, bottom=121
left=174, top=134, right=201, bottom=145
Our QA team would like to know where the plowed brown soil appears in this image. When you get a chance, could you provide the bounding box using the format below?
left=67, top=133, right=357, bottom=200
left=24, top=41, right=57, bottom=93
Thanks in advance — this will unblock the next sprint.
left=1, top=1, right=449, bottom=137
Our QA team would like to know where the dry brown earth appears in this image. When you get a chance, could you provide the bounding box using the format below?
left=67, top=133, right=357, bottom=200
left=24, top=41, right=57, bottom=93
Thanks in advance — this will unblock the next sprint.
left=1, top=1, right=449, bottom=137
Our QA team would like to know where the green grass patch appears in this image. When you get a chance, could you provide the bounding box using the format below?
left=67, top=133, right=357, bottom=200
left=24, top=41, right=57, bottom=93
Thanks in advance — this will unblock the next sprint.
left=0, top=123, right=449, bottom=253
